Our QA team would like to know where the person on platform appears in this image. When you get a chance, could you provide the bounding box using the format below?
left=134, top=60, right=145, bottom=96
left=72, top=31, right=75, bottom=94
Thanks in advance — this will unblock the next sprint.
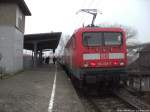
left=53, top=56, right=56, bottom=64
left=45, top=56, right=50, bottom=64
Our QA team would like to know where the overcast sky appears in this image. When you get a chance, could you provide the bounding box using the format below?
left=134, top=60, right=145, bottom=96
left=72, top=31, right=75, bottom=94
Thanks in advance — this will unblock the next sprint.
left=24, top=0, right=150, bottom=43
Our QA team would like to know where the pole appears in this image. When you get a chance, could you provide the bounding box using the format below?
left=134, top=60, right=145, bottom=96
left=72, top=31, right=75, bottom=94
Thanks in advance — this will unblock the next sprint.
left=33, top=42, right=38, bottom=67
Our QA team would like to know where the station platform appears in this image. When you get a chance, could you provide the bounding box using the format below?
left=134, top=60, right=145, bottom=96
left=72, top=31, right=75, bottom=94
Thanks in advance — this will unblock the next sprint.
left=0, top=64, right=85, bottom=112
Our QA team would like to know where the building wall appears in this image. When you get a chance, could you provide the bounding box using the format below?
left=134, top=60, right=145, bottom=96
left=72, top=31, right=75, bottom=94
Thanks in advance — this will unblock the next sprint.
left=0, top=4, right=25, bottom=32
left=23, top=55, right=33, bottom=69
left=0, top=4, right=16, bottom=26
left=0, top=3, right=29, bottom=74
left=0, top=3, right=25, bottom=74
left=0, top=26, right=23, bottom=74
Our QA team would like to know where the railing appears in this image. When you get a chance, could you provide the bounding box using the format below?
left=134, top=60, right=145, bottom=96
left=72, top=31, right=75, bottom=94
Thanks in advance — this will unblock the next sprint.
left=127, top=43, right=150, bottom=92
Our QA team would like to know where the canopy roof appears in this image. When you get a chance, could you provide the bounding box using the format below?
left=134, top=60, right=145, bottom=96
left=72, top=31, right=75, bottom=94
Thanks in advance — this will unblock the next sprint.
left=24, top=32, right=61, bottom=51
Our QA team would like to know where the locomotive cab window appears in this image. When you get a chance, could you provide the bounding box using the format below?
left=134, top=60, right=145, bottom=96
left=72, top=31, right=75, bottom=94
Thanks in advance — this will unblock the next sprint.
left=83, top=32, right=122, bottom=46
left=104, top=32, right=122, bottom=46
left=83, top=32, right=103, bottom=46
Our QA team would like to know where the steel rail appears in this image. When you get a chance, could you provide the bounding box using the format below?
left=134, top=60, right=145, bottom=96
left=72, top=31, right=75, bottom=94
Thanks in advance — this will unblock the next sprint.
left=113, top=88, right=150, bottom=110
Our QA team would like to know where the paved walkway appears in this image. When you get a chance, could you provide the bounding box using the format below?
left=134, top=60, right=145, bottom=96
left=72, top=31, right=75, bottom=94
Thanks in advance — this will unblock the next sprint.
left=0, top=64, right=85, bottom=112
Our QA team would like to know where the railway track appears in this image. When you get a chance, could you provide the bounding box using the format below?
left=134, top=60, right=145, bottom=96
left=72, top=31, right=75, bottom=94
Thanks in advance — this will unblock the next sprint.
left=113, top=88, right=150, bottom=110
left=77, top=87, right=150, bottom=112
left=80, top=94, right=135, bottom=112
left=68, top=68, right=150, bottom=111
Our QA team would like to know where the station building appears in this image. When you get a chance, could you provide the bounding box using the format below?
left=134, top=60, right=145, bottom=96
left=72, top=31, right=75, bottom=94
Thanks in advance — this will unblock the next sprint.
left=0, top=0, right=61, bottom=74
left=0, top=0, right=31, bottom=74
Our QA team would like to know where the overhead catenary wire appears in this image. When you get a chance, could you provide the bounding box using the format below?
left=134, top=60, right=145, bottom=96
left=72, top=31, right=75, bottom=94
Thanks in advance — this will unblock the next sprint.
left=76, top=0, right=102, bottom=27
left=78, top=0, right=90, bottom=27
left=77, top=9, right=103, bottom=26
left=87, top=0, right=95, bottom=8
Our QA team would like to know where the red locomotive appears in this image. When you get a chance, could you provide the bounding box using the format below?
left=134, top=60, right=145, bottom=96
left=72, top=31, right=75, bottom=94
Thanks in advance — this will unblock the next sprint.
left=62, top=9, right=127, bottom=87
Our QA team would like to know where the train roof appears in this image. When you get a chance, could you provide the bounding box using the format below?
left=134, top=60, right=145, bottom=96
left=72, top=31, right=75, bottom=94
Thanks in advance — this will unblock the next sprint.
left=74, top=27, right=124, bottom=33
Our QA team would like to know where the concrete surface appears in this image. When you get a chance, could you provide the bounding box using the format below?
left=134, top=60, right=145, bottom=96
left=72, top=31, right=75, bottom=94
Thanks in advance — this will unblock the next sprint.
left=53, top=65, right=85, bottom=112
left=0, top=64, right=85, bottom=112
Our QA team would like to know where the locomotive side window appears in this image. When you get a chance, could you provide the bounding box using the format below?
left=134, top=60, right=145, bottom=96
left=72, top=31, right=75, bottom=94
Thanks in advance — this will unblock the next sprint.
left=104, top=32, right=122, bottom=46
left=83, top=32, right=103, bottom=46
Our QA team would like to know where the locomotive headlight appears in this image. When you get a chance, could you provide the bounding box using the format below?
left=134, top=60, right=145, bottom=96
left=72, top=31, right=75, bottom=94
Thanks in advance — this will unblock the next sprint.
left=83, top=63, right=89, bottom=67
left=120, top=62, right=125, bottom=66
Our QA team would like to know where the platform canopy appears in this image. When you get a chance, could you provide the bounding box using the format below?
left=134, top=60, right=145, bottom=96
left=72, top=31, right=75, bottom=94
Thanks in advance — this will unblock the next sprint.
left=0, top=0, right=31, bottom=16
left=24, top=32, right=62, bottom=51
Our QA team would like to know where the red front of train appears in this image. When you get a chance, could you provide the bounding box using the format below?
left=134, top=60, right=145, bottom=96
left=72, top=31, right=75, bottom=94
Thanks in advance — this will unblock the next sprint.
left=64, top=27, right=127, bottom=84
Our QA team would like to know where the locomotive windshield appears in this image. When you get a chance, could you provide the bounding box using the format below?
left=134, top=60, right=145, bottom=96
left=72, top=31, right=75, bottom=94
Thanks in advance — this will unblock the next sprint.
left=104, top=32, right=122, bottom=45
left=83, top=32, right=122, bottom=46
left=83, top=32, right=103, bottom=46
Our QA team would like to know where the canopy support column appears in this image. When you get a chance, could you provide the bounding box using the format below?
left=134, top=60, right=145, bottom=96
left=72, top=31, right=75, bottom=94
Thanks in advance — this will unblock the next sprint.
left=33, top=42, right=38, bottom=67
